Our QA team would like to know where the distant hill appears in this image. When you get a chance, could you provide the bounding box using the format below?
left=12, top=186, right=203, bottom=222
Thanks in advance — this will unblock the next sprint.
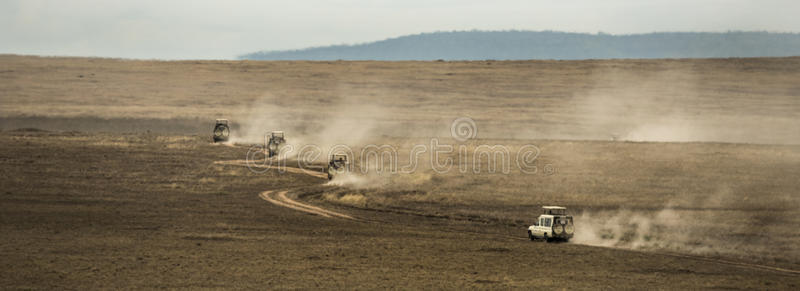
left=240, top=31, right=800, bottom=60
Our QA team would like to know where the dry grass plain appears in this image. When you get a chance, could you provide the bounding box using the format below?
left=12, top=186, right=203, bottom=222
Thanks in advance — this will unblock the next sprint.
left=1, top=55, right=799, bottom=288
left=2, top=55, right=799, bottom=143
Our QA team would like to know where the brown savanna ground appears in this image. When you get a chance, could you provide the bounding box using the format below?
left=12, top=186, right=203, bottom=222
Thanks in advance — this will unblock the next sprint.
left=1, top=55, right=799, bottom=288
left=1, top=131, right=798, bottom=289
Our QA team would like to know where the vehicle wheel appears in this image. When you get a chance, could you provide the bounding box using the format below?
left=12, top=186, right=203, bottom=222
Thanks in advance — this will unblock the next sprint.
left=544, top=233, right=551, bottom=243
left=528, top=231, right=535, bottom=241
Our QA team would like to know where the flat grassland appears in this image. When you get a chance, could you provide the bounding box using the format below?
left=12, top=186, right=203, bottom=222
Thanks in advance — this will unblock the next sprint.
left=2, top=55, right=799, bottom=143
left=1, top=55, right=799, bottom=288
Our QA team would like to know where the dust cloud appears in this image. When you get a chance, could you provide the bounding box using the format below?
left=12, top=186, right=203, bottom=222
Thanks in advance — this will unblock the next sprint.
left=571, top=185, right=799, bottom=264
left=325, top=171, right=433, bottom=189
left=575, top=65, right=800, bottom=144
left=228, top=92, right=393, bottom=159
left=228, top=88, right=445, bottom=187
left=572, top=208, right=687, bottom=250
left=325, top=173, right=371, bottom=188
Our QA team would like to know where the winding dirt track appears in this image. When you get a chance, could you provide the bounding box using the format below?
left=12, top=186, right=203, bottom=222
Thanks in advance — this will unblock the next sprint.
left=214, top=158, right=355, bottom=220
left=215, top=158, right=800, bottom=276
left=259, top=190, right=357, bottom=220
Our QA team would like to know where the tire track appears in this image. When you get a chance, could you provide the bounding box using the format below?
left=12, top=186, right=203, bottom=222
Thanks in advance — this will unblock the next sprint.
left=214, top=158, right=354, bottom=220
left=259, top=190, right=357, bottom=221
left=655, top=251, right=800, bottom=275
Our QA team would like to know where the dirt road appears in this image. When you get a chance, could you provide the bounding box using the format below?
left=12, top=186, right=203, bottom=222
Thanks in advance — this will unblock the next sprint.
left=259, top=190, right=357, bottom=220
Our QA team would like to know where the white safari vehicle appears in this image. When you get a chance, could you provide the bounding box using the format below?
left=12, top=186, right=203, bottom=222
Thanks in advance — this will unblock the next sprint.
left=527, top=206, right=574, bottom=242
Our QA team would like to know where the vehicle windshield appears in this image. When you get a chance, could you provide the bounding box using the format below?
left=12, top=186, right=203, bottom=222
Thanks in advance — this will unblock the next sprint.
left=554, top=216, right=573, bottom=225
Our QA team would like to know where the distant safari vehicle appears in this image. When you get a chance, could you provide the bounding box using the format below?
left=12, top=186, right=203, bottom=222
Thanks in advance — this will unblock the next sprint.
left=325, top=154, right=349, bottom=180
left=213, top=119, right=230, bottom=143
left=527, top=206, right=574, bottom=242
left=267, top=131, right=285, bottom=157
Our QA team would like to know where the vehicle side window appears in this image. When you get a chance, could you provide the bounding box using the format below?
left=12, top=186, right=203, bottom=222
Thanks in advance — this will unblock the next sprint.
left=545, top=218, right=552, bottom=227
left=539, top=218, right=544, bottom=226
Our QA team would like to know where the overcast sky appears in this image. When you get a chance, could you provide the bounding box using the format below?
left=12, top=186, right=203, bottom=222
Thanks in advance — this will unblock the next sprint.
left=2, top=0, right=799, bottom=60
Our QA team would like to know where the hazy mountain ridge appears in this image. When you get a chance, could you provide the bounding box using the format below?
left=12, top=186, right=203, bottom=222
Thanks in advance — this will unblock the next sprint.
left=240, top=30, right=800, bottom=60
